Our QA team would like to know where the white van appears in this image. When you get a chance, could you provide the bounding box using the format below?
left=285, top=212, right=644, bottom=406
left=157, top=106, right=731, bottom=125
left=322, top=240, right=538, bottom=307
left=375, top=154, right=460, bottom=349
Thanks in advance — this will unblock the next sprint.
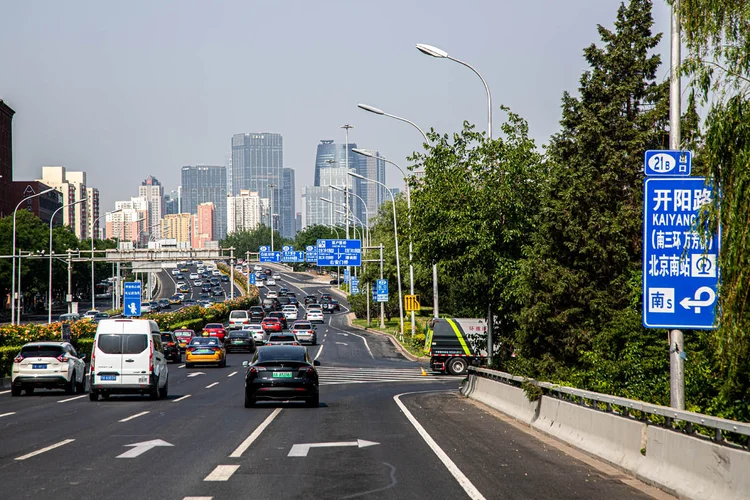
left=89, top=319, right=169, bottom=401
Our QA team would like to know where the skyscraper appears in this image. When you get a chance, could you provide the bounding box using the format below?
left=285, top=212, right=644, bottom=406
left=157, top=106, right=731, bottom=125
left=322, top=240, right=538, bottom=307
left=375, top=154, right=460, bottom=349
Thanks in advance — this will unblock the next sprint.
left=0, top=99, right=15, bottom=218
left=164, top=191, right=179, bottom=215
left=180, top=165, right=227, bottom=240
left=139, top=176, right=164, bottom=239
left=192, top=202, right=214, bottom=249
left=162, top=213, right=192, bottom=245
left=280, top=168, right=296, bottom=239
left=86, top=186, right=100, bottom=239
left=227, top=190, right=262, bottom=235
left=313, top=140, right=357, bottom=188
left=353, top=149, right=386, bottom=226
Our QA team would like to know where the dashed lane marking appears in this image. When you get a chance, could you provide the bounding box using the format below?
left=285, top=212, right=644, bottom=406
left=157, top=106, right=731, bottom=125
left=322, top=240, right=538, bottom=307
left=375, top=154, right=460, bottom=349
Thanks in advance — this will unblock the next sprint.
left=227, top=371, right=237, bottom=377
left=0, top=412, right=16, bottom=418
left=0, top=390, right=10, bottom=395
left=119, top=411, right=150, bottom=422
left=206, top=382, right=219, bottom=389
left=204, top=464, right=240, bottom=481
left=173, top=395, right=192, bottom=402
left=15, top=439, right=75, bottom=461
left=58, top=394, right=88, bottom=403
left=179, top=364, right=186, bottom=368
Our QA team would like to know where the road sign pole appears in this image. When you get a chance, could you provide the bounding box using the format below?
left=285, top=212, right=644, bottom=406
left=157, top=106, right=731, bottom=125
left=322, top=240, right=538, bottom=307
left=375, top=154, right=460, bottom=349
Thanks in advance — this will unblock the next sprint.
left=379, top=244, right=385, bottom=329
left=670, top=329, right=685, bottom=409
left=230, top=247, right=235, bottom=301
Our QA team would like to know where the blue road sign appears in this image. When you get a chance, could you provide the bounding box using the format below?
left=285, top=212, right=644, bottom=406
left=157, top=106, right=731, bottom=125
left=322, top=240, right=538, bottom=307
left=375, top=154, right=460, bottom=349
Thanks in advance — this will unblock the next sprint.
left=376, top=279, right=388, bottom=302
left=343, top=268, right=350, bottom=283
left=305, top=245, right=318, bottom=263
left=372, top=283, right=377, bottom=301
left=351, top=277, right=359, bottom=295
left=316, top=239, right=362, bottom=267
left=249, top=273, right=256, bottom=285
left=281, top=247, right=304, bottom=263
left=644, top=150, right=692, bottom=177
left=259, top=245, right=281, bottom=263
left=643, top=177, right=719, bottom=329
left=123, top=281, right=142, bottom=317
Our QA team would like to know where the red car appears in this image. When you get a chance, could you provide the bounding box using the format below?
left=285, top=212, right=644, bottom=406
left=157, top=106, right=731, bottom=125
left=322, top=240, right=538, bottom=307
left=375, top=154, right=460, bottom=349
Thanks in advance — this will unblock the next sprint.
left=261, top=317, right=282, bottom=333
left=202, top=323, right=227, bottom=341
left=173, top=328, right=195, bottom=351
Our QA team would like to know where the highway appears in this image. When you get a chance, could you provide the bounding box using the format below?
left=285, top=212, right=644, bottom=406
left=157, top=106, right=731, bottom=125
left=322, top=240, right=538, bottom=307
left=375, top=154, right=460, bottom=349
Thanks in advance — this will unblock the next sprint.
left=0, top=267, right=664, bottom=499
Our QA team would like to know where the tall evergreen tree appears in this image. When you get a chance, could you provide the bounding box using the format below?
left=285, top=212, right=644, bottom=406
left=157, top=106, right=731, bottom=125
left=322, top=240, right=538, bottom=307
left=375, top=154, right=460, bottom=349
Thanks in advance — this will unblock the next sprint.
left=516, top=0, right=669, bottom=376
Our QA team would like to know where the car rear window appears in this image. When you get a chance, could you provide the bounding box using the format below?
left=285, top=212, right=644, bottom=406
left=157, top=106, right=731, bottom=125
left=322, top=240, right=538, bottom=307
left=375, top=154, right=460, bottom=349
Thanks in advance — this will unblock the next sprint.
left=174, top=331, right=193, bottom=338
left=161, top=334, right=174, bottom=342
left=97, top=334, right=148, bottom=355
left=257, top=347, right=306, bottom=362
left=190, top=338, right=220, bottom=346
left=229, top=332, right=249, bottom=338
left=269, top=334, right=295, bottom=342
left=230, top=311, right=247, bottom=318
left=293, top=323, right=312, bottom=330
left=20, top=345, right=65, bottom=358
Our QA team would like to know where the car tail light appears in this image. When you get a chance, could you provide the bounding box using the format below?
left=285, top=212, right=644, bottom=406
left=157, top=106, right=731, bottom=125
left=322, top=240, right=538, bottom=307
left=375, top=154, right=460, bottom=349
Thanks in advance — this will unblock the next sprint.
left=167, top=342, right=175, bottom=346
left=149, top=342, right=154, bottom=372
left=249, top=366, right=266, bottom=374
left=91, top=349, right=95, bottom=371
left=291, top=342, right=299, bottom=346
left=57, top=354, right=67, bottom=362
left=13, top=355, right=24, bottom=363
left=187, top=347, right=196, bottom=352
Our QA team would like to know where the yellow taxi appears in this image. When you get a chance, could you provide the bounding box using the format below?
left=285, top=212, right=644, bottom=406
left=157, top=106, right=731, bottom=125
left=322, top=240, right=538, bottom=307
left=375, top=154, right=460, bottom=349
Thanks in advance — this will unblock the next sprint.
left=169, top=294, right=182, bottom=305
left=185, top=336, right=226, bottom=368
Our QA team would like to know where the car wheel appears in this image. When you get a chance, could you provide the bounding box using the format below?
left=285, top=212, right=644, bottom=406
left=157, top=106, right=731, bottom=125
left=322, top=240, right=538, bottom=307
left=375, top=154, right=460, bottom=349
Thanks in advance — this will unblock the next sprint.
left=11, top=386, right=22, bottom=397
left=447, top=357, right=468, bottom=376
left=76, top=374, right=86, bottom=393
left=307, top=394, right=319, bottom=408
left=158, top=377, right=168, bottom=399
left=244, top=392, right=255, bottom=408
left=149, top=384, right=159, bottom=400
left=89, top=390, right=99, bottom=401
left=65, top=371, right=76, bottom=394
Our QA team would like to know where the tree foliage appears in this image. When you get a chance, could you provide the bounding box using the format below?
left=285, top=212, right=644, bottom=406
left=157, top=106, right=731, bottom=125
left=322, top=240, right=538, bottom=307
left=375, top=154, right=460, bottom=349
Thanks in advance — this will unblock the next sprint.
left=221, top=226, right=290, bottom=259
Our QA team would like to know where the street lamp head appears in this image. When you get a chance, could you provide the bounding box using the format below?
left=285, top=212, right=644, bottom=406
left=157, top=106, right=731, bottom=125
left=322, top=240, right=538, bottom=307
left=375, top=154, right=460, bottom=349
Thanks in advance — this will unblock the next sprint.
left=357, top=103, right=384, bottom=115
left=416, top=43, right=449, bottom=58
left=352, top=148, right=375, bottom=159
left=348, top=172, right=365, bottom=180
left=330, top=185, right=345, bottom=193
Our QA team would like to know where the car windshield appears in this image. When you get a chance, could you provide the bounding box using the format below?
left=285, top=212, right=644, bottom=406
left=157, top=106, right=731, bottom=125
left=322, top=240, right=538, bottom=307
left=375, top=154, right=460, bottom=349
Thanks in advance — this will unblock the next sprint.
left=97, top=334, right=148, bottom=354
left=257, top=347, right=306, bottom=362
left=20, top=345, right=65, bottom=358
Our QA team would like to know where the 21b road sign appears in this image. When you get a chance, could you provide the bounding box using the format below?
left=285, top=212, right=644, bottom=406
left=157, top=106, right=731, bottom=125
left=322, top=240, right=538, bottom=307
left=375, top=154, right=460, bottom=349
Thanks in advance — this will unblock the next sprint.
left=642, top=177, right=719, bottom=329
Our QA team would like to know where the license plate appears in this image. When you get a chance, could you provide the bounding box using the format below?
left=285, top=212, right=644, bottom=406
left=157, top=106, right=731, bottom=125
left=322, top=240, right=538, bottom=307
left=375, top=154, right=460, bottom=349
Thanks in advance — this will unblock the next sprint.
left=138, top=377, right=148, bottom=383
left=232, top=340, right=243, bottom=344
left=101, top=375, right=116, bottom=381
left=32, top=364, right=47, bottom=369
left=272, top=372, right=292, bottom=378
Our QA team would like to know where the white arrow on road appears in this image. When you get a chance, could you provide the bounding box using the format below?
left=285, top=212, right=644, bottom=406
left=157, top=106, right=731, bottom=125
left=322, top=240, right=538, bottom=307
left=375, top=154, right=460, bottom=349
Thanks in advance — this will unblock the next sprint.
left=116, top=439, right=174, bottom=458
left=187, top=372, right=206, bottom=378
left=288, top=439, right=379, bottom=457
left=680, top=286, right=716, bottom=313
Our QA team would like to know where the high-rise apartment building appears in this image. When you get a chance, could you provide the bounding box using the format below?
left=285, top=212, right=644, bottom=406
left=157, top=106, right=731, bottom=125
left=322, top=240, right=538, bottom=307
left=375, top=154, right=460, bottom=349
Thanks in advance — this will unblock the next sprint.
left=10, top=181, right=63, bottom=226
left=86, top=186, right=100, bottom=239
left=227, top=190, right=262, bottom=235
left=105, top=208, right=146, bottom=244
left=280, top=168, right=296, bottom=239
left=192, top=202, right=214, bottom=248
left=0, top=99, right=15, bottom=218
left=37, top=166, right=90, bottom=239
left=139, top=176, right=164, bottom=239
left=180, top=165, right=227, bottom=240
left=162, top=213, right=192, bottom=244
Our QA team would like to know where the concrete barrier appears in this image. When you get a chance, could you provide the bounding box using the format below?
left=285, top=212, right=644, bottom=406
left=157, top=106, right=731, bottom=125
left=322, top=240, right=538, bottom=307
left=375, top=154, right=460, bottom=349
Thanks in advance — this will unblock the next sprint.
left=463, top=372, right=750, bottom=500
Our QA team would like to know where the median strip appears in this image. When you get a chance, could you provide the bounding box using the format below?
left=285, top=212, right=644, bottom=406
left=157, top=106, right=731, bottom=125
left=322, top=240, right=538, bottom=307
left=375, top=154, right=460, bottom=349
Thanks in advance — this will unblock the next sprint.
left=15, top=439, right=75, bottom=461
left=119, top=411, right=150, bottom=422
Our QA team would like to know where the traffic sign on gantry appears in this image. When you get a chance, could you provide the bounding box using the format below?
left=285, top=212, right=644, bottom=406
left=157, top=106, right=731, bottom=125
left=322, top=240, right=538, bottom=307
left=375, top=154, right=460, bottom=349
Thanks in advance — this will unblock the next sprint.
left=315, top=239, right=362, bottom=266
left=643, top=177, right=719, bottom=329
left=305, top=245, right=318, bottom=263
left=281, top=246, right=304, bottom=263
left=258, top=245, right=281, bottom=263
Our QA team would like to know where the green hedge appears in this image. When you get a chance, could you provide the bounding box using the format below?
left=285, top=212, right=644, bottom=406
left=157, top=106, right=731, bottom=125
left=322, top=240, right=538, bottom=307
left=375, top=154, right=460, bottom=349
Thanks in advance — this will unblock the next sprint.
left=1, top=345, right=20, bottom=379
left=167, top=318, right=206, bottom=331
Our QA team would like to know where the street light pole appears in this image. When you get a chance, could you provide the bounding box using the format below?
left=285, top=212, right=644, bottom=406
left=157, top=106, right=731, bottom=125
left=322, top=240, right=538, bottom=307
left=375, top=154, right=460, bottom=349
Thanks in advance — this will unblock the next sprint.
left=49, top=198, right=87, bottom=324
left=269, top=183, right=276, bottom=252
left=331, top=185, right=369, bottom=247
left=349, top=171, right=404, bottom=338
left=341, top=124, right=354, bottom=289
left=91, top=209, right=120, bottom=311
left=11, top=187, right=55, bottom=325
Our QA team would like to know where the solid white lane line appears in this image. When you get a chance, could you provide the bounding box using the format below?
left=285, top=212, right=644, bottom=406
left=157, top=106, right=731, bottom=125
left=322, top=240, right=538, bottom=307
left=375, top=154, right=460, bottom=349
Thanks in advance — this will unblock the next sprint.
left=335, top=342, right=348, bottom=345
left=0, top=412, right=16, bottom=418
left=227, top=371, right=237, bottom=377
left=394, top=392, right=485, bottom=500
left=346, top=331, right=374, bottom=359
left=0, top=390, right=10, bottom=395
left=173, top=394, right=192, bottom=402
left=314, top=345, right=323, bottom=361
left=204, top=464, right=240, bottom=481
left=15, top=439, right=75, bottom=461
left=179, top=364, right=186, bottom=368
left=58, top=394, right=87, bottom=403
left=119, top=411, right=150, bottom=422
left=206, top=382, right=219, bottom=389
left=183, top=497, right=213, bottom=500
left=229, top=407, right=282, bottom=458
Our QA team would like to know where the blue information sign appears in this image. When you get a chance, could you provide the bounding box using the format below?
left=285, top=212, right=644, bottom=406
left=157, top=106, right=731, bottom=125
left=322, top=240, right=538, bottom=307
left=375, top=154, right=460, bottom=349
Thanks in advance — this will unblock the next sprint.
left=643, top=177, right=719, bottom=329
left=281, top=246, right=305, bottom=263
left=258, top=246, right=281, bottom=263
left=644, top=150, right=692, bottom=177
left=249, top=273, right=256, bottom=285
left=316, top=239, right=362, bottom=267
left=376, top=279, right=388, bottom=303
left=351, top=277, right=359, bottom=295
left=343, top=268, right=350, bottom=284
left=305, top=245, right=318, bottom=263
left=123, top=281, right=142, bottom=317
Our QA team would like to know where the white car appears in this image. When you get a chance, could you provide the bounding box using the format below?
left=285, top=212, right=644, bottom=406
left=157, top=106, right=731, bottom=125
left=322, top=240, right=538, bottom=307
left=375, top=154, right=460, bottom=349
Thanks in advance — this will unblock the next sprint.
left=229, top=310, right=250, bottom=329
left=11, top=342, right=87, bottom=396
left=205, top=264, right=215, bottom=271
left=171, top=268, right=180, bottom=275
left=266, top=291, right=278, bottom=299
left=272, top=272, right=281, bottom=280
left=197, top=267, right=205, bottom=274
left=83, top=309, right=99, bottom=319
left=306, top=309, right=324, bottom=324
left=283, top=306, right=298, bottom=321
left=141, top=303, right=153, bottom=314
left=213, top=269, right=222, bottom=276
left=253, top=265, right=262, bottom=272
left=193, top=280, right=203, bottom=287
left=244, top=324, right=265, bottom=344
left=266, top=278, right=276, bottom=286
left=189, top=273, right=199, bottom=280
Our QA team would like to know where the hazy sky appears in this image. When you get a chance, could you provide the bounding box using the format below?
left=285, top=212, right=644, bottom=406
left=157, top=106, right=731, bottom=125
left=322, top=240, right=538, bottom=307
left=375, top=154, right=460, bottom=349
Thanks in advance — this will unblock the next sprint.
left=0, top=0, right=672, bottom=216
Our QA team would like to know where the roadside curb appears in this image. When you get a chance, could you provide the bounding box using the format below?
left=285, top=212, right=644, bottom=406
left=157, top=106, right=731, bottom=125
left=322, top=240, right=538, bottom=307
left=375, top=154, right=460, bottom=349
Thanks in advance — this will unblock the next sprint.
left=1, top=377, right=10, bottom=389
left=345, top=314, right=429, bottom=363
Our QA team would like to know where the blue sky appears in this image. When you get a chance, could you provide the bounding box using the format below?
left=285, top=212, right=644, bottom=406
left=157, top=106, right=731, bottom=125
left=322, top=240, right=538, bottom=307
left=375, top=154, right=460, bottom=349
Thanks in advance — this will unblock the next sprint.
left=0, top=0, right=672, bottom=215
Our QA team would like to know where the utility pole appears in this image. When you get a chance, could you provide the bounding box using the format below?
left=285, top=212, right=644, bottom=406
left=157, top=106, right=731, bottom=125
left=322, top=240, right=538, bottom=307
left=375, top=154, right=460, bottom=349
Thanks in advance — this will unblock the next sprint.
left=66, top=249, right=72, bottom=314
left=230, top=247, right=235, bottom=301
left=669, top=0, right=685, bottom=411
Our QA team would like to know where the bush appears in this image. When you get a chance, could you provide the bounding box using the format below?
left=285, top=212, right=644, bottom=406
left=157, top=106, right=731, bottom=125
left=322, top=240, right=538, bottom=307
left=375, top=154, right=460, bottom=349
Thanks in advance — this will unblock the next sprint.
left=0, top=345, right=20, bottom=377
left=73, top=338, right=95, bottom=360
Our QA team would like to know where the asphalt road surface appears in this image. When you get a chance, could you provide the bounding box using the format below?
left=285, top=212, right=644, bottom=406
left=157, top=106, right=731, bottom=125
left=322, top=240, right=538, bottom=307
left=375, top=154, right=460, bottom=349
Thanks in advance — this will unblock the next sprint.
left=0, top=266, right=664, bottom=499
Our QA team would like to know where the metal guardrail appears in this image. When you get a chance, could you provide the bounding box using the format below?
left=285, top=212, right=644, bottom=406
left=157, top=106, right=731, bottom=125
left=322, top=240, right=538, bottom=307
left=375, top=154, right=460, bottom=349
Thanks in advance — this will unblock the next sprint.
left=468, top=366, right=750, bottom=448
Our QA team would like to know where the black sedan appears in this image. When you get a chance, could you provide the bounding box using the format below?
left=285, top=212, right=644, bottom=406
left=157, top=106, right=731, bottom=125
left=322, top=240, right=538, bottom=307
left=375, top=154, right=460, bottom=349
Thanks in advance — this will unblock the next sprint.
left=225, top=330, right=256, bottom=353
left=221, top=275, right=230, bottom=282
left=158, top=298, right=171, bottom=310
left=160, top=332, right=182, bottom=362
left=243, top=345, right=320, bottom=408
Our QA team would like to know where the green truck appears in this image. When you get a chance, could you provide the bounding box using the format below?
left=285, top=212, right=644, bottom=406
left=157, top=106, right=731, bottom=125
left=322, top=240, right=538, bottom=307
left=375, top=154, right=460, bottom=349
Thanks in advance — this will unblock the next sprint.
left=423, top=318, right=488, bottom=375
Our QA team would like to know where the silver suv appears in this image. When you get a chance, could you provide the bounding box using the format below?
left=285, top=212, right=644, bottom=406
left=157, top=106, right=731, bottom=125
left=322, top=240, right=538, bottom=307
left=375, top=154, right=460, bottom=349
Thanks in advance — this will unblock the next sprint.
left=229, top=310, right=250, bottom=329
left=11, top=342, right=87, bottom=396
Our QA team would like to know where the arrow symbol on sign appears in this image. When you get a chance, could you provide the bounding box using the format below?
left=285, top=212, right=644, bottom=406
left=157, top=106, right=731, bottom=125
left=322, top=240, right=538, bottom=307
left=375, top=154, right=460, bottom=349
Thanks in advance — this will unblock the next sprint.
left=680, top=286, right=716, bottom=314
left=288, top=439, right=379, bottom=457
left=187, top=372, right=205, bottom=378
left=117, top=439, right=173, bottom=458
